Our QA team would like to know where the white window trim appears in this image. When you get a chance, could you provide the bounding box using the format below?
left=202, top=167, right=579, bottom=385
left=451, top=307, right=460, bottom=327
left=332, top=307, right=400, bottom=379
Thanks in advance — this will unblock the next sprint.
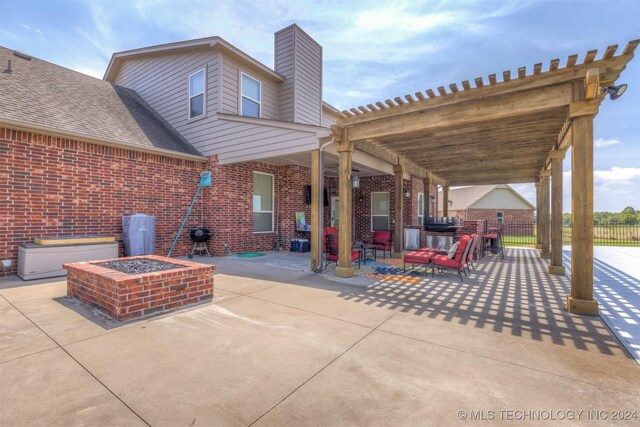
left=417, top=192, right=424, bottom=224
left=497, top=211, right=504, bottom=225
left=240, top=72, right=261, bottom=118
left=253, top=171, right=274, bottom=233
left=188, top=68, right=206, bottom=120
left=371, top=191, right=390, bottom=231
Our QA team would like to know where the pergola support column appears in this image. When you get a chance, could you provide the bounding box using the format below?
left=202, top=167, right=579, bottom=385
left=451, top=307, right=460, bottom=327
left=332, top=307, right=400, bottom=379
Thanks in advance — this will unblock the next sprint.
left=393, top=158, right=405, bottom=258
left=310, top=149, right=321, bottom=272
left=549, top=150, right=565, bottom=275
left=567, top=102, right=598, bottom=315
left=442, top=183, right=449, bottom=217
left=535, top=182, right=542, bottom=250
left=435, top=185, right=440, bottom=216
left=336, top=130, right=354, bottom=278
left=539, top=172, right=551, bottom=259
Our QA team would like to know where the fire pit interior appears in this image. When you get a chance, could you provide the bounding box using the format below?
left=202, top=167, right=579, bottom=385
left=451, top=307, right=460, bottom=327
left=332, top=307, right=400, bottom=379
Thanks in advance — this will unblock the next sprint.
left=95, top=258, right=184, bottom=275
left=64, top=255, right=214, bottom=321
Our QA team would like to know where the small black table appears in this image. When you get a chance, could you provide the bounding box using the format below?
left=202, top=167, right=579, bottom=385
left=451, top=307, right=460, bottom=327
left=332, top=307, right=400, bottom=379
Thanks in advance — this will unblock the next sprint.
left=353, top=242, right=377, bottom=264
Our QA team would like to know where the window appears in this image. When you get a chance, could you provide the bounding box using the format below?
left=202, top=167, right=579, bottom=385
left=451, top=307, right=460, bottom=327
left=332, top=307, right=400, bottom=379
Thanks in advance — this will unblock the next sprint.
left=189, top=69, right=205, bottom=119
left=371, top=192, right=390, bottom=231
left=241, top=73, right=261, bottom=118
left=253, top=172, right=273, bottom=232
left=497, top=212, right=504, bottom=225
left=417, top=192, right=424, bottom=225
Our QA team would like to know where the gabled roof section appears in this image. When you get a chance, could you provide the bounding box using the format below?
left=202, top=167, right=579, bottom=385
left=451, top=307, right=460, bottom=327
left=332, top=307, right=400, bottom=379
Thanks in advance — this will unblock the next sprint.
left=104, top=36, right=285, bottom=83
left=439, top=184, right=535, bottom=211
left=0, top=46, right=204, bottom=159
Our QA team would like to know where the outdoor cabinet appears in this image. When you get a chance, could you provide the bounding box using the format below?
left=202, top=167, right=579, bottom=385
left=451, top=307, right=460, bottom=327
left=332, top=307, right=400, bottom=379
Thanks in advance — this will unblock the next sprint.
left=122, top=214, right=156, bottom=256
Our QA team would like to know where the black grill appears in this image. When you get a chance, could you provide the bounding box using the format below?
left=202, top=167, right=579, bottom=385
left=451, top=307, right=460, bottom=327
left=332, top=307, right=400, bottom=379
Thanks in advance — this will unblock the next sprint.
left=189, top=228, right=211, bottom=243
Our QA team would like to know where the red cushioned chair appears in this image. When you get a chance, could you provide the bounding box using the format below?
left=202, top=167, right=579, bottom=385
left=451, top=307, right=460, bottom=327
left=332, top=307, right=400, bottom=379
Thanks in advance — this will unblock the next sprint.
left=465, top=234, right=479, bottom=272
left=432, top=235, right=472, bottom=281
left=404, top=249, right=435, bottom=275
left=323, top=227, right=338, bottom=253
left=371, top=230, right=392, bottom=259
left=325, top=233, right=360, bottom=269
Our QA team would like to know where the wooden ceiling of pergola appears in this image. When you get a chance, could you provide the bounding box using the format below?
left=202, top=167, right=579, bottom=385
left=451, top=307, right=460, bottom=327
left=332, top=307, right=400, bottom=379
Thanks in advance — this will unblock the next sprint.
left=335, top=40, right=639, bottom=186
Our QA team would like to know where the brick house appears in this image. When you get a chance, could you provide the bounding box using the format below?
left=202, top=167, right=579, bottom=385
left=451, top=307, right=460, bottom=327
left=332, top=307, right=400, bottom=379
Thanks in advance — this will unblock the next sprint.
left=437, top=185, right=534, bottom=223
left=1, top=24, right=439, bottom=276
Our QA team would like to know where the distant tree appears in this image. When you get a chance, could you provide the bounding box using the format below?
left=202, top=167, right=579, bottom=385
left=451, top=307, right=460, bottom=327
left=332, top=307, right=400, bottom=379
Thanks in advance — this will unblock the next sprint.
left=562, top=213, right=572, bottom=225
left=621, top=206, right=636, bottom=215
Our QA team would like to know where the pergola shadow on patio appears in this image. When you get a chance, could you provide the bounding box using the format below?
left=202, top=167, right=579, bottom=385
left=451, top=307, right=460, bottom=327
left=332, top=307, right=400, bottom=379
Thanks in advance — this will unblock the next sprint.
left=307, top=40, right=639, bottom=318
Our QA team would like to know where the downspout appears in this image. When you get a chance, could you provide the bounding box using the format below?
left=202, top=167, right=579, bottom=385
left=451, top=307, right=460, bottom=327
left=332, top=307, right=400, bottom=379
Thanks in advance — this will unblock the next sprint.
left=317, top=137, right=334, bottom=272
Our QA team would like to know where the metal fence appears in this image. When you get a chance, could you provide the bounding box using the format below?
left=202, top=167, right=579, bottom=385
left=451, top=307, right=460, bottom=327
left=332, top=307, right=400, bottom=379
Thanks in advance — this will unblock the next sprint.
left=484, top=221, right=640, bottom=247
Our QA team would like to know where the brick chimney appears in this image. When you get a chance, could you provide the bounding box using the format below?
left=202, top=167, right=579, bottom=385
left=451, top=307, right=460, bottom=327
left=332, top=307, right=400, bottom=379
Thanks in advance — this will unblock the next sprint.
left=274, top=24, right=323, bottom=126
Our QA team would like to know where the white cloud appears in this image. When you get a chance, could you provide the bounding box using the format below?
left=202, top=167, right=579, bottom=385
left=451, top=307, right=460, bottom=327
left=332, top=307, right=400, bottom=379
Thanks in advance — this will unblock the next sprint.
left=21, top=24, right=42, bottom=34
left=594, top=138, right=621, bottom=148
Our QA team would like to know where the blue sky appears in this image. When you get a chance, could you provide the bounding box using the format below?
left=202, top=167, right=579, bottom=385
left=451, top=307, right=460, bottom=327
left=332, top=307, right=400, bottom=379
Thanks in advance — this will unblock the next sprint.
left=1, top=0, right=639, bottom=212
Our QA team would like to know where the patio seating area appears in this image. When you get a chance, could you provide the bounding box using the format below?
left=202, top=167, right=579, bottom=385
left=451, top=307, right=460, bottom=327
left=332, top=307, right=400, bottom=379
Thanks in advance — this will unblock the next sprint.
left=2, top=247, right=639, bottom=425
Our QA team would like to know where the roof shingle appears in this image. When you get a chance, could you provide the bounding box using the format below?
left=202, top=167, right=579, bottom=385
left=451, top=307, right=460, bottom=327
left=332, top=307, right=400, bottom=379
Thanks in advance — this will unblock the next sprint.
left=0, top=46, right=202, bottom=158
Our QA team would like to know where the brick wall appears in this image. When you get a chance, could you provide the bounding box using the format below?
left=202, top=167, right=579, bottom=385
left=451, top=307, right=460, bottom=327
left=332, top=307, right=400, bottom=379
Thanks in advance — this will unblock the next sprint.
left=205, top=156, right=311, bottom=256
left=465, top=208, right=533, bottom=223
left=1, top=127, right=203, bottom=276
left=323, top=174, right=427, bottom=244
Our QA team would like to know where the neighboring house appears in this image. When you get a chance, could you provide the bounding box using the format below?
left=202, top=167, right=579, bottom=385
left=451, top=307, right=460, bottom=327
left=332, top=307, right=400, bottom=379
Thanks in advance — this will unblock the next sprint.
left=437, top=185, right=534, bottom=223
left=1, top=24, right=436, bottom=276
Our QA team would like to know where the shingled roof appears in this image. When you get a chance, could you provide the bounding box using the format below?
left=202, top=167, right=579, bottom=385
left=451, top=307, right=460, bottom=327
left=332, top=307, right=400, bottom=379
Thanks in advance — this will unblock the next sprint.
left=0, top=46, right=203, bottom=159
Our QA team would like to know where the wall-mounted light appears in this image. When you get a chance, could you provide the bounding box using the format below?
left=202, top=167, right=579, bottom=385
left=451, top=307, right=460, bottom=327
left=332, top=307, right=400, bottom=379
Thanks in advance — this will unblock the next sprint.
left=603, top=84, right=627, bottom=100
left=404, top=187, right=411, bottom=197
left=350, top=170, right=360, bottom=189
left=448, top=200, right=453, bottom=207
left=429, top=195, right=436, bottom=202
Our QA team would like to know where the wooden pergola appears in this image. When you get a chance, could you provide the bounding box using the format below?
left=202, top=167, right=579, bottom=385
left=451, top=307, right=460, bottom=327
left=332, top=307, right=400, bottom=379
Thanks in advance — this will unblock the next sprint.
left=309, top=39, right=638, bottom=316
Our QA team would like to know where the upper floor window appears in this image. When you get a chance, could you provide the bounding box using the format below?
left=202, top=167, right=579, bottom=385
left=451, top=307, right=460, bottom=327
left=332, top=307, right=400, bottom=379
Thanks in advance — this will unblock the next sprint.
left=189, top=69, right=205, bottom=119
left=241, top=73, right=261, bottom=118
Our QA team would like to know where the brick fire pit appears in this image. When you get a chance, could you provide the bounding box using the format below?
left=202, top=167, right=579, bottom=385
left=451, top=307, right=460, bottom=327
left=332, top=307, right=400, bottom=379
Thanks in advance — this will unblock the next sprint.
left=64, top=255, right=214, bottom=321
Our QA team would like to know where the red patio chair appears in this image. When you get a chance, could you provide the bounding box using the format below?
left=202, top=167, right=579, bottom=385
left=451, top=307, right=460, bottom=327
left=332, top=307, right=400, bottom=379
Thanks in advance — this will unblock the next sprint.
left=466, top=233, right=479, bottom=272
left=323, top=227, right=338, bottom=252
left=371, top=230, right=392, bottom=258
left=432, top=235, right=472, bottom=281
left=483, top=226, right=505, bottom=260
left=325, top=233, right=360, bottom=269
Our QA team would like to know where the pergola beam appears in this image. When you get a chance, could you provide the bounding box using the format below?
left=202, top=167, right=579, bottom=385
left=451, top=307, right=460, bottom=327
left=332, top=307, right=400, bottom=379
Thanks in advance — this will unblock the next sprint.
left=347, top=84, right=573, bottom=142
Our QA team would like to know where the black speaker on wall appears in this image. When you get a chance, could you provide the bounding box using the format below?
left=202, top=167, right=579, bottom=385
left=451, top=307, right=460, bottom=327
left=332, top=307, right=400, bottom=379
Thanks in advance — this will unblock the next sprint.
left=304, top=185, right=311, bottom=205
left=303, top=185, right=330, bottom=207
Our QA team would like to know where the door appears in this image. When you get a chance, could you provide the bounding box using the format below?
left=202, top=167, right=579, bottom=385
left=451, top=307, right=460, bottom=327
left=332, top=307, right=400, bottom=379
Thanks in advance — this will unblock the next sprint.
left=331, top=196, right=340, bottom=228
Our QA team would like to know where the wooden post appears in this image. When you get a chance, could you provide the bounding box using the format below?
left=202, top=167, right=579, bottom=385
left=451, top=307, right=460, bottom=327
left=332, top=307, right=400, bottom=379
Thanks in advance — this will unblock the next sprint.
left=549, top=150, right=565, bottom=275
left=535, top=182, right=542, bottom=249
left=567, top=109, right=598, bottom=315
left=423, top=174, right=430, bottom=219
left=443, top=184, right=449, bottom=217
left=336, top=129, right=354, bottom=278
left=310, top=149, right=321, bottom=272
left=393, top=158, right=404, bottom=257
left=539, top=173, right=551, bottom=259
left=435, top=185, right=440, bottom=216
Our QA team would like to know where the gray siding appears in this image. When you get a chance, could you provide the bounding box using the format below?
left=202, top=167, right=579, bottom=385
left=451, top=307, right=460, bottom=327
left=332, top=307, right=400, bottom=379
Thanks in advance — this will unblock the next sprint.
left=219, top=54, right=280, bottom=119
left=275, top=25, right=322, bottom=126
left=322, top=109, right=337, bottom=128
left=470, top=188, right=533, bottom=209
left=114, top=50, right=220, bottom=153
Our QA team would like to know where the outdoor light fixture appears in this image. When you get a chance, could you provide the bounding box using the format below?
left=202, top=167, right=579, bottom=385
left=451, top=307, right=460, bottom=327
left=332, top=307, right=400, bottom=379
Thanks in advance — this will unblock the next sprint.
left=429, top=195, right=436, bottom=202
left=351, top=170, right=360, bottom=189
left=404, top=188, right=411, bottom=197
left=448, top=200, right=453, bottom=207
left=603, top=84, right=627, bottom=100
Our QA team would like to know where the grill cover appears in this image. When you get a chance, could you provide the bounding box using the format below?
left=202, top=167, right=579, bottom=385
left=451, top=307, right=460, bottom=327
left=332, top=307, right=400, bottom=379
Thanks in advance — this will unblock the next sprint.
left=122, top=214, right=156, bottom=256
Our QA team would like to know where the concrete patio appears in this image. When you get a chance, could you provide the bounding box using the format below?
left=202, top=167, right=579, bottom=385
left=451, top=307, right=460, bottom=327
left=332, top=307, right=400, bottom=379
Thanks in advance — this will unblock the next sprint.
left=1, top=248, right=639, bottom=426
